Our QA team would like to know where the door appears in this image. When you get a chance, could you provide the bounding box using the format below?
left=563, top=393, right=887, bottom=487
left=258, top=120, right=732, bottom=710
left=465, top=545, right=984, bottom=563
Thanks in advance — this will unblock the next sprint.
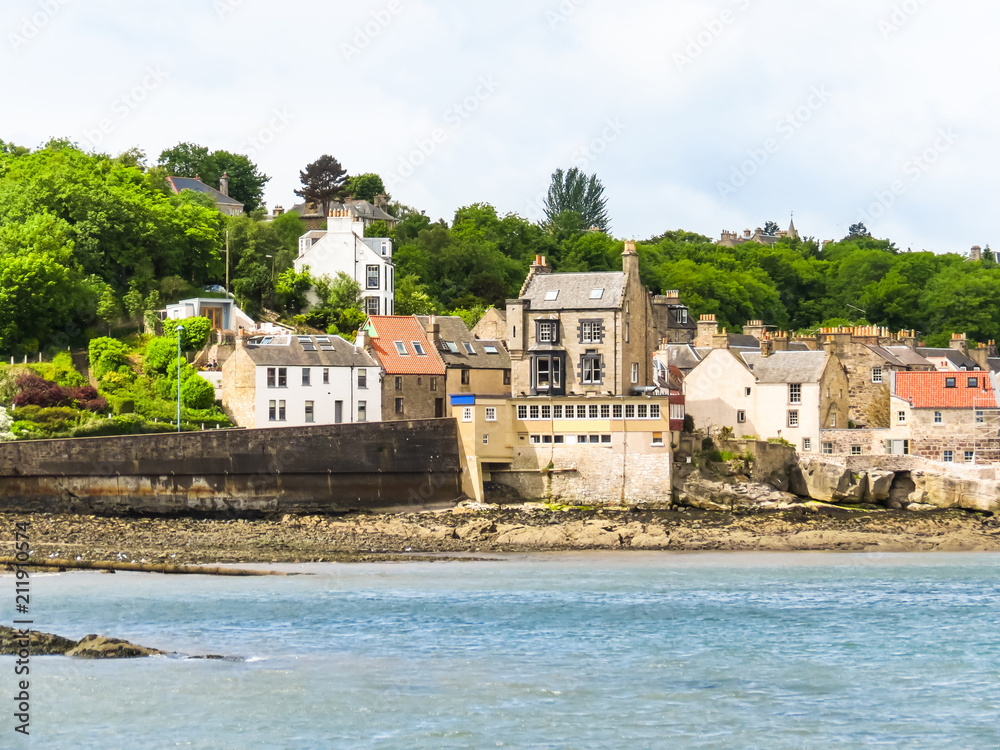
left=335, top=401, right=343, bottom=424
left=435, top=398, right=444, bottom=418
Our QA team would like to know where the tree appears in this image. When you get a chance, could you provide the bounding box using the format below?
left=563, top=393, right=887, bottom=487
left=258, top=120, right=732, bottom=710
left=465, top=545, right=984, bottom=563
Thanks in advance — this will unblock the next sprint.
left=848, top=222, right=871, bottom=238
left=344, top=173, right=387, bottom=203
left=157, top=142, right=210, bottom=178
left=157, top=143, right=270, bottom=212
left=275, top=266, right=313, bottom=315
left=294, top=155, right=348, bottom=217
left=96, top=287, right=121, bottom=335
left=763, top=220, right=780, bottom=235
left=543, top=168, right=610, bottom=232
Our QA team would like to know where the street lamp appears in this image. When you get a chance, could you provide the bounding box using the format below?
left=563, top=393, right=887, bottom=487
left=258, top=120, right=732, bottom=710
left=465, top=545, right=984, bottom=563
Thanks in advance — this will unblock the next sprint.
left=176, top=325, right=185, bottom=432
left=264, top=254, right=275, bottom=284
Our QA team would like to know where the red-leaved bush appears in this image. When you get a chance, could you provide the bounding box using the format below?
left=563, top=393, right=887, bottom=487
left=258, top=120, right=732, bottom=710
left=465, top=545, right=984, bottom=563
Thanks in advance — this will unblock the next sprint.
left=12, top=374, right=105, bottom=413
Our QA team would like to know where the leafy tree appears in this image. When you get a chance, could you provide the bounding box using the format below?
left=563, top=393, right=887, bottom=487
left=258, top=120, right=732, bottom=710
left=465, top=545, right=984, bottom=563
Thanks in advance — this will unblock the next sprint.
left=275, top=266, right=313, bottom=315
left=395, top=274, right=438, bottom=315
left=344, top=173, right=387, bottom=203
left=157, top=143, right=269, bottom=212
left=88, top=337, right=130, bottom=380
left=848, top=222, right=871, bottom=238
left=294, top=155, right=348, bottom=217
left=96, top=286, right=121, bottom=334
left=163, top=316, right=212, bottom=350
left=763, top=220, right=780, bottom=235
left=543, top=167, right=610, bottom=232
left=157, top=142, right=209, bottom=178
left=122, top=281, right=145, bottom=327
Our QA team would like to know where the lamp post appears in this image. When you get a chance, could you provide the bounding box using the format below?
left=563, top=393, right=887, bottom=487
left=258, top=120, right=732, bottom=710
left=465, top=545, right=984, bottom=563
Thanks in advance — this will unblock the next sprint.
left=264, top=254, right=275, bottom=284
left=176, top=325, right=185, bottom=432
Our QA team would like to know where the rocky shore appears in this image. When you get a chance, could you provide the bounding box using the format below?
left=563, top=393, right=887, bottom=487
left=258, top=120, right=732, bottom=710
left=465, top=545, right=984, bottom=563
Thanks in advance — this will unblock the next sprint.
left=1, top=504, right=999, bottom=566
left=0, top=626, right=162, bottom=658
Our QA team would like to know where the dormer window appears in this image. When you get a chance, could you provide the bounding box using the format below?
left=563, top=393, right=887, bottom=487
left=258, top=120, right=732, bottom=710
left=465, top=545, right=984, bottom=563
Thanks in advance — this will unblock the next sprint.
left=484, top=345, right=498, bottom=354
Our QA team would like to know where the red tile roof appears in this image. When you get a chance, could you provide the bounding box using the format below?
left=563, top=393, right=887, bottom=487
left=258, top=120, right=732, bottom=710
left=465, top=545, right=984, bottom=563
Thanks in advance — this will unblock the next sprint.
left=895, top=371, right=998, bottom=409
left=364, top=316, right=445, bottom=375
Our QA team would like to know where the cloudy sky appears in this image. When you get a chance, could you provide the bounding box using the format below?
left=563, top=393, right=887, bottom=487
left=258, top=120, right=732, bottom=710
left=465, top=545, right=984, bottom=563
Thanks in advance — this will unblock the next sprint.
left=3, top=0, right=995, bottom=253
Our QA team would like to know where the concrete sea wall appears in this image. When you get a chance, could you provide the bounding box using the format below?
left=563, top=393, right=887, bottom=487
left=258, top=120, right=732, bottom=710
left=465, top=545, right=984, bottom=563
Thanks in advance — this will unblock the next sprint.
left=0, top=419, right=463, bottom=517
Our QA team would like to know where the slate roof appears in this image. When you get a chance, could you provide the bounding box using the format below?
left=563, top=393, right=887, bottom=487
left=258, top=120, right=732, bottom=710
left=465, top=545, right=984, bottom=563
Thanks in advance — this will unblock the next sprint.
left=740, top=350, right=829, bottom=383
left=895, top=371, right=997, bottom=409
left=291, top=199, right=396, bottom=223
left=521, top=271, right=626, bottom=310
left=415, top=316, right=511, bottom=370
left=916, top=347, right=982, bottom=370
left=242, top=334, right=378, bottom=368
left=664, top=344, right=703, bottom=373
left=988, top=358, right=1000, bottom=374
left=167, top=176, right=243, bottom=208
left=882, top=346, right=935, bottom=368
left=364, top=316, right=445, bottom=375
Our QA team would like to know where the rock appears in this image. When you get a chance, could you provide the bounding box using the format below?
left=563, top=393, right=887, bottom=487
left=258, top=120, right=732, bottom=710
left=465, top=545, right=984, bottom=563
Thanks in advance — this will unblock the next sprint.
left=0, top=626, right=76, bottom=656
left=867, top=470, right=895, bottom=502
left=906, top=503, right=938, bottom=512
left=65, top=634, right=164, bottom=659
left=799, top=458, right=852, bottom=502
left=907, top=473, right=1000, bottom=513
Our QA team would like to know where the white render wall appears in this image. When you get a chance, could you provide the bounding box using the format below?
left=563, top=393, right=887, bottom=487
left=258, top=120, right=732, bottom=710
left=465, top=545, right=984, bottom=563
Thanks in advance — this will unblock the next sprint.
left=252, top=363, right=382, bottom=427
left=295, top=214, right=395, bottom=316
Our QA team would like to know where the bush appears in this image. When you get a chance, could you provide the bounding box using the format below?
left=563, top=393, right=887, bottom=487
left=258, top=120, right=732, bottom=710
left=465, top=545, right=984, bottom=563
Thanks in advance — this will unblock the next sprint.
left=702, top=436, right=715, bottom=450
left=177, top=374, right=216, bottom=410
left=163, top=317, right=212, bottom=350
left=144, top=337, right=179, bottom=374
left=11, top=374, right=105, bottom=412
left=28, top=352, right=85, bottom=387
left=682, top=414, right=695, bottom=433
left=88, top=338, right=130, bottom=380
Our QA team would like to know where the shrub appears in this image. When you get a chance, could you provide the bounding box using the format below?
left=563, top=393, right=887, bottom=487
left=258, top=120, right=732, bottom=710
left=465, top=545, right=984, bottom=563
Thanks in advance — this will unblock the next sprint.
left=163, top=317, right=212, bottom=350
left=144, top=337, right=178, bottom=374
left=177, top=374, right=216, bottom=410
left=702, top=436, right=715, bottom=450
left=88, top=337, right=130, bottom=379
left=28, top=352, right=85, bottom=387
left=682, top=414, right=695, bottom=433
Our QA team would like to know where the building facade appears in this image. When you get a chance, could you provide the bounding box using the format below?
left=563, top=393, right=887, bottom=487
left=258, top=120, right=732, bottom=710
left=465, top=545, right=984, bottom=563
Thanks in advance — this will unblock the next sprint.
left=416, top=315, right=511, bottom=397
left=361, top=315, right=447, bottom=421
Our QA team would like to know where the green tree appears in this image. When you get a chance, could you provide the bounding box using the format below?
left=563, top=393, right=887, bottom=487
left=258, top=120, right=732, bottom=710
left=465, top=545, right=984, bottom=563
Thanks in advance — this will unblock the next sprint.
left=543, top=168, right=610, bottom=232
left=294, top=155, right=348, bottom=217
left=275, top=266, right=313, bottom=315
left=848, top=222, right=871, bottom=238
left=96, top=286, right=121, bottom=334
left=344, top=173, right=387, bottom=203
left=157, top=143, right=269, bottom=212
left=763, top=220, right=780, bottom=235
left=163, top=316, right=212, bottom=350
left=395, top=274, right=438, bottom=315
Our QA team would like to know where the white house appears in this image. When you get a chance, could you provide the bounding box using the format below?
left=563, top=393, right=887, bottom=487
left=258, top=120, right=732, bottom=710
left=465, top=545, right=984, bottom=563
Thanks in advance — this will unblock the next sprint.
left=221, top=333, right=382, bottom=428
left=294, top=209, right=394, bottom=317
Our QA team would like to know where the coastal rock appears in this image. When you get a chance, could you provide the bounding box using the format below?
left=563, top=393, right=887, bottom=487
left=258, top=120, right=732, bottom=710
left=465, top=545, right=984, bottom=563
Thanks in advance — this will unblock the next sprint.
left=799, top=459, right=852, bottom=503
left=674, top=470, right=803, bottom=512
left=907, top=473, right=1000, bottom=513
left=0, top=626, right=76, bottom=655
left=66, top=634, right=164, bottom=659
left=867, top=471, right=895, bottom=502
left=906, top=503, right=938, bottom=512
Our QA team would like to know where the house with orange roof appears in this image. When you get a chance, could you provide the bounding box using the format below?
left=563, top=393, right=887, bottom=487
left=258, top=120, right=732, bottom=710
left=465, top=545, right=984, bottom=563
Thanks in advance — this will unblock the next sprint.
left=891, top=370, right=1000, bottom=463
left=360, top=315, right=447, bottom=420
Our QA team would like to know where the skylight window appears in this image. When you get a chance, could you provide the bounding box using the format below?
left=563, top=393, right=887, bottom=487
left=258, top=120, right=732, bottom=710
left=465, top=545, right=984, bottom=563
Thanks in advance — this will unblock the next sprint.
left=544, top=290, right=559, bottom=301
left=463, top=342, right=476, bottom=355
left=394, top=341, right=408, bottom=355
left=302, top=343, right=317, bottom=351
left=484, top=345, right=498, bottom=354
left=319, top=343, right=335, bottom=351
left=412, top=341, right=426, bottom=356
left=445, top=341, right=460, bottom=354
left=589, top=288, right=604, bottom=299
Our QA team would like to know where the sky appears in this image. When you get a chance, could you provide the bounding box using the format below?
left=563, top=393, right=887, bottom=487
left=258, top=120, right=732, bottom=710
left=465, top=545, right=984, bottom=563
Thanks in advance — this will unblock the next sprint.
left=2, top=0, right=996, bottom=253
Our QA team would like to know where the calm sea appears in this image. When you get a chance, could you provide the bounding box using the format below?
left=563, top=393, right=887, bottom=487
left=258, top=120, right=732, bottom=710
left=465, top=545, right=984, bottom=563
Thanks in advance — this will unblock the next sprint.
left=9, top=552, right=1000, bottom=749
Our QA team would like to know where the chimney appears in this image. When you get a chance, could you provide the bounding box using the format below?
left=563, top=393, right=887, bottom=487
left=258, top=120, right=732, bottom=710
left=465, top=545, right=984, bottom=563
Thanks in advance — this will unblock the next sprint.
left=423, top=314, right=441, bottom=344
left=220, top=172, right=229, bottom=197
left=949, top=332, right=969, bottom=357
left=531, top=255, right=552, bottom=275
left=273, top=205, right=285, bottom=216
left=696, top=314, right=718, bottom=347
left=662, top=289, right=681, bottom=304
left=759, top=338, right=773, bottom=357
left=772, top=332, right=789, bottom=352
left=900, top=330, right=918, bottom=351
left=712, top=328, right=730, bottom=350
left=971, top=245, right=983, bottom=261
left=744, top=320, right=766, bottom=341
left=622, top=240, right=638, bottom=279
left=194, top=173, right=201, bottom=182
left=374, top=193, right=389, bottom=210
left=969, top=342, right=989, bottom=370
left=743, top=229, right=751, bottom=238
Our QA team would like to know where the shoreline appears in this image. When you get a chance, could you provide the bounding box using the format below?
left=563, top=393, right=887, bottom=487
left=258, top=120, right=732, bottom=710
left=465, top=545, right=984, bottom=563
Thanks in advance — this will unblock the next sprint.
left=1, top=505, right=999, bottom=565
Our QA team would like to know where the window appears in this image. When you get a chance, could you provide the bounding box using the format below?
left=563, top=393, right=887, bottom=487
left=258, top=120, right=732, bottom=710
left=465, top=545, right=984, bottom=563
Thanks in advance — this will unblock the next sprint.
left=485, top=407, right=497, bottom=422
left=625, top=404, right=635, bottom=419
left=544, top=290, right=559, bottom=301
left=737, top=410, right=746, bottom=423
left=934, top=411, right=943, bottom=424
left=652, top=432, right=664, bottom=447
left=268, top=400, right=276, bottom=421
left=601, top=435, right=612, bottom=444
left=277, top=368, right=287, bottom=388
left=822, top=442, right=833, bottom=455
left=650, top=404, right=661, bottom=419
left=366, top=265, right=380, bottom=289
left=851, top=445, right=862, bottom=455
left=542, top=435, right=553, bottom=444
left=412, top=342, right=426, bottom=356
left=581, top=353, right=602, bottom=384
left=395, top=376, right=403, bottom=391
left=897, top=411, right=906, bottom=424
left=418, top=377, right=422, bottom=386
left=631, top=363, right=639, bottom=384
left=872, top=367, right=883, bottom=384
left=462, top=407, right=473, bottom=422
left=277, top=400, right=286, bottom=421
left=517, top=405, right=528, bottom=420
left=601, top=404, right=611, bottom=419
left=358, top=401, right=367, bottom=422
left=745, top=387, right=752, bottom=397
left=503, top=370, right=511, bottom=386
left=267, top=368, right=276, bottom=388
left=589, top=288, right=604, bottom=299
left=302, top=368, right=311, bottom=386
left=445, top=341, right=460, bottom=354
left=802, top=438, right=812, bottom=452
left=965, top=451, right=975, bottom=463
left=787, top=410, right=799, bottom=427
left=945, top=377, right=956, bottom=388
left=625, top=323, right=629, bottom=343
left=463, top=342, right=476, bottom=355
left=553, top=405, right=563, bottom=418
left=976, top=410, right=985, bottom=424
left=580, top=321, right=603, bottom=343
left=588, top=404, right=599, bottom=419
left=589, top=435, right=601, bottom=444
left=395, top=398, right=404, bottom=414
left=564, top=405, right=575, bottom=420
left=830, top=413, right=837, bottom=428
left=637, top=404, right=648, bottom=419
left=536, top=358, right=550, bottom=388
left=577, top=435, right=588, bottom=444
left=538, top=321, right=556, bottom=343
left=554, top=435, right=564, bottom=444
left=613, top=404, right=622, bottom=419
left=394, top=341, right=408, bottom=356
left=381, top=241, right=389, bottom=256
left=670, top=403, right=685, bottom=421
left=943, top=450, right=954, bottom=462
left=789, top=383, right=802, bottom=404
left=366, top=297, right=380, bottom=316
left=358, top=369, right=367, bottom=389
left=482, top=434, right=489, bottom=445
left=430, top=377, right=437, bottom=391
left=305, top=401, right=314, bottom=423
left=461, top=370, right=470, bottom=385
left=529, top=435, right=541, bottom=444
left=530, top=405, right=540, bottom=420
left=678, top=309, right=688, bottom=324
left=541, top=405, right=552, bottom=419
left=484, top=345, right=498, bottom=354
left=323, top=368, right=329, bottom=385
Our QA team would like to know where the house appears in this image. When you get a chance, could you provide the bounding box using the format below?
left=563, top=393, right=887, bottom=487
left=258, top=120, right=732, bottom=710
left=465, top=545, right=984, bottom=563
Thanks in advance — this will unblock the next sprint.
left=290, top=196, right=398, bottom=232
left=360, top=315, right=447, bottom=420
left=506, top=243, right=666, bottom=397
left=416, top=315, right=511, bottom=397
left=718, top=219, right=799, bottom=247
left=650, top=290, right=696, bottom=344
left=918, top=334, right=986, bottom=371
left=471, top=307, right=507, bottom=343
left=294, top=209, right=394, bottom=317
left=891, top=370, right=1000, bottom=464
left=166, top=173, right=244, bottom=216
left=164, top=298, right=255, bottom=333
left=221, top=333, right=381, bottom=428
left=683, top=338, right=849, bottom=454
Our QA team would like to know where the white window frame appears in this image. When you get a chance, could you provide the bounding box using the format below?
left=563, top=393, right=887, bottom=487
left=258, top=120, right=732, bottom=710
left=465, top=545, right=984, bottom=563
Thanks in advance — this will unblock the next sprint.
left=631, top=362, right=639, bottom=384
left=788, top=383, right=802, bottom=404
left=462, top=407, right=473, bottom=422
left=394, top=341, right=408, bottom=356
left=787, top=409, right=799, bottom=428
left=485, top=407, right=497, bottom=422
left=802, top=438, right=811, bottom=452
left=872, top=367, right=883, bottom=384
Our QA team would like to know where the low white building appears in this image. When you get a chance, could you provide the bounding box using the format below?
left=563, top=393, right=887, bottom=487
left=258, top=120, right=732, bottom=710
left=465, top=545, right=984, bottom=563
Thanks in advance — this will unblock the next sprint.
left=294, top=210, right=395, bottom=318
left=221, top=333, right=382, bottom=428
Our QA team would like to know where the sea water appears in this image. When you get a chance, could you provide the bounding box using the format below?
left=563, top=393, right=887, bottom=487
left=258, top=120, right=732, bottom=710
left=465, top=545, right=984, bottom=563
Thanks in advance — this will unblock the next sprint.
left=9, top=552, right=1000, bottom=749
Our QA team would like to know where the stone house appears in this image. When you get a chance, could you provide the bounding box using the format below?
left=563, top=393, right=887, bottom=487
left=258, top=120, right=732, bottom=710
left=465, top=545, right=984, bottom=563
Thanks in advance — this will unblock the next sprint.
left=506, top=243, right=672, bottom=397
left=360, top=315, right=447, bottom=420
left=416, top=315, right=511, bottom=397
left=222, top=333, right=381, bottom=428
left=892, top=370, right=1000, bottom=464
left=683, top=341, right=849, bottom=455
left=918, top=334, right=988, bottom=372
left=289, top=196, right=398, bottom=232
left=166, top=174, right=244, bottom=216
left=471, top=307, right=507, bottom=343
left=294, top=210, right=394, bottom=317
left=718, top=219, right=799, bottom=248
